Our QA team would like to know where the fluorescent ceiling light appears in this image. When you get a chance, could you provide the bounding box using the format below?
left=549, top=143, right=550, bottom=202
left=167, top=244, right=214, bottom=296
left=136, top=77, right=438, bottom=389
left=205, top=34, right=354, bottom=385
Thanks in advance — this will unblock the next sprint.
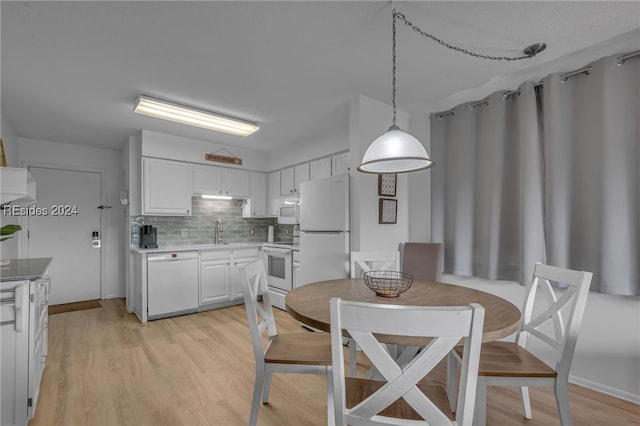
left=134, top=95, right=259, bottom=137
left=201, top=194, right=233, bottom=200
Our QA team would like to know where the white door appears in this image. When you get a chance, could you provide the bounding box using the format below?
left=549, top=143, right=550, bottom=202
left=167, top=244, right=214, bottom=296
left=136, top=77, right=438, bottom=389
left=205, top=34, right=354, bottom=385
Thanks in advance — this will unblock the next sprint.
left=27, top=167, right=101, bottom=305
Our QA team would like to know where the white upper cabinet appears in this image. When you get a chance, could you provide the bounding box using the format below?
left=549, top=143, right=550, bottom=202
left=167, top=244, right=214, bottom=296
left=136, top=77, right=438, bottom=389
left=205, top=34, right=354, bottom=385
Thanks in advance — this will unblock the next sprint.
left=281, top=163, right=311, bottom=196
left=194, top=165, right=250, bottom=198
left=267, top=171, right=281, bottom=216
left=294, top=163, right=310, bottom=192
left=142, top=158, right=193, bottom=215
left=243, top=172, right=266, bottom=217
left=310, top=157, right=332, bottom=180
left=193, top=165, right=224, bottom=194
left=332, top=152, right=350, bottom=175
left=280, top=166, right=295, bottom=196
left=225, top=168, right=250, bottom=198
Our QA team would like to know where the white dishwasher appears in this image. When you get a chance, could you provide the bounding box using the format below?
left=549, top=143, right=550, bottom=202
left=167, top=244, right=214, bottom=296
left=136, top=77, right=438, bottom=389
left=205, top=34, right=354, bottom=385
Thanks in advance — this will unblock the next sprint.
left=147, top=251, right=199, bottom=319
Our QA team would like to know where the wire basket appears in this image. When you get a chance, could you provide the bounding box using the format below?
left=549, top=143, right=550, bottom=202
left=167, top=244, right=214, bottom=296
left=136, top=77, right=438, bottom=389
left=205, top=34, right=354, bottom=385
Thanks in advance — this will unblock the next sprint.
left=363, top=270, right=414, bottom=298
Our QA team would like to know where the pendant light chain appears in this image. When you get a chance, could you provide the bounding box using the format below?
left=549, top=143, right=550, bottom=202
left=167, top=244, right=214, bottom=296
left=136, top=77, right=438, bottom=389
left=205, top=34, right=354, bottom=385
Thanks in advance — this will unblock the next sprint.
left=394, top=11, right=540, bottom=61
left=392, top=9, right=397, bottom=127
left=359, top=8, right=543, bottom=173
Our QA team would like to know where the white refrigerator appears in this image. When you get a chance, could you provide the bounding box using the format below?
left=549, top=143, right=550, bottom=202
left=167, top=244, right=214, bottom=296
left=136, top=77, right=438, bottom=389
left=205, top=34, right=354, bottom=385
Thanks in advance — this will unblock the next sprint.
left=298, top=174, right=350, bottom=286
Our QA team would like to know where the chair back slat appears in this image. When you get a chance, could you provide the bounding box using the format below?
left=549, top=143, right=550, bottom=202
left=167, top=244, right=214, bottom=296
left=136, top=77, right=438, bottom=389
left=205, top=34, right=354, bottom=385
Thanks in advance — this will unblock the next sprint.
left=330, top=298, right=484, bottom=426
left=350, top=251, right=400, bottom=278
left=239, top=259, right=278, bottom=365
left=517, top=262, right=593, bottom=378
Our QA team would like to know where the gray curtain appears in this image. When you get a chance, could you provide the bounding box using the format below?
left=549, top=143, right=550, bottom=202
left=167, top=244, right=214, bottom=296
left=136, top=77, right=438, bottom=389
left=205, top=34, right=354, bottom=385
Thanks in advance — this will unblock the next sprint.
left=542, top=53, right=639, bottom=295
left=431, top=52, right=639, bottom=296
left=431, top=81, right=546, bottom=285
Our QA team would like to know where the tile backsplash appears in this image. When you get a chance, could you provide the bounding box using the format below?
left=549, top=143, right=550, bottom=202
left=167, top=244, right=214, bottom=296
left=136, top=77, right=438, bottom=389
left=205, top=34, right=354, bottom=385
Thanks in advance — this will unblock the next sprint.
left=132, top=197, right=294, bottom=248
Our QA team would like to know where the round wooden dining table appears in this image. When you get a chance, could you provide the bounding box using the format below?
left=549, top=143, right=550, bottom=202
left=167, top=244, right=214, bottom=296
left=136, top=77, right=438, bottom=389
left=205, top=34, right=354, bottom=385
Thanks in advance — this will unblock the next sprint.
left=285, top=278, right=521, bottom=346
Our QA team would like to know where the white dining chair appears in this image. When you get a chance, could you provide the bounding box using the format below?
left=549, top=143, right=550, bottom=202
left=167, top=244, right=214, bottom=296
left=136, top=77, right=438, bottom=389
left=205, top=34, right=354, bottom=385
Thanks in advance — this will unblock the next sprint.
left=238, top=259, right=334, bottom=426
left=447, top=262, right=593, bottom=425
left=350, top=251, right=400, bottom=279
left=330, top=297, right=485, bottom=425
left=348, top=250, right=400, bottom=376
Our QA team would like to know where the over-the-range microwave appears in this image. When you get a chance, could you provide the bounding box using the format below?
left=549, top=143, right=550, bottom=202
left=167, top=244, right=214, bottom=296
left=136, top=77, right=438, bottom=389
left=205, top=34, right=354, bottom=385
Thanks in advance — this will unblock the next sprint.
left=277, top=203, right=299, bottom=224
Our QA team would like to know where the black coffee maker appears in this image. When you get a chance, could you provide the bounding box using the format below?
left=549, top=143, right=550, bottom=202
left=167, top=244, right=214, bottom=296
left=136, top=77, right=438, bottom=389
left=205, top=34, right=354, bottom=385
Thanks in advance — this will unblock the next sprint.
left=140, top=225, right=158, bottom=248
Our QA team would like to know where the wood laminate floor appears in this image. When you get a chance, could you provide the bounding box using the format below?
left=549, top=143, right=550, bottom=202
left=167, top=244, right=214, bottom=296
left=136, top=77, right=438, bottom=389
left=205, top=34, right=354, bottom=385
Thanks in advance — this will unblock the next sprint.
left=29, top=299, right=639, bottom=426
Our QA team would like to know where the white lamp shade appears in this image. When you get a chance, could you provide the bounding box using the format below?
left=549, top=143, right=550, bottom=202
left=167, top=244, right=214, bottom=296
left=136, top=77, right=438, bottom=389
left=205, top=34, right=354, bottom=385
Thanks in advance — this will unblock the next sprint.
left=357, top=126, right=434, bottom=173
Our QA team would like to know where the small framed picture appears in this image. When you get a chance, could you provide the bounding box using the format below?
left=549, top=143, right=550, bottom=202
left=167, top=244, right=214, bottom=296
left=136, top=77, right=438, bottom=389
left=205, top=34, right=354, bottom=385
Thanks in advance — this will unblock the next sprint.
left=379, top=198, right=397, bottom=224
left=378, top=173, right=397, bottom=197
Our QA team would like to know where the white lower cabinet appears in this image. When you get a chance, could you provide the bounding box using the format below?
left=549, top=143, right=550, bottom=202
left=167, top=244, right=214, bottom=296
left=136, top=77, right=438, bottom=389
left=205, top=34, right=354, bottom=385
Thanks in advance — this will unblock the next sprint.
left=0, top=273, right=49, bottom=426
left=198, top=246, right=260, bottom=310
left=199, top=250, right=232, bottom=305
left=229, top=248, right=261, bottom=298
left=133, top=246, right=263, bottom=320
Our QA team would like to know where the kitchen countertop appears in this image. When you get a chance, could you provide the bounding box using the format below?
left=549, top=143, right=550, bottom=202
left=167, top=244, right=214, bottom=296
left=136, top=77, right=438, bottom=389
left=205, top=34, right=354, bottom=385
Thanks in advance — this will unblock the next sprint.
left=0, top=257, right=53, bottom=282
left=131, top=242, right=265, bottom=254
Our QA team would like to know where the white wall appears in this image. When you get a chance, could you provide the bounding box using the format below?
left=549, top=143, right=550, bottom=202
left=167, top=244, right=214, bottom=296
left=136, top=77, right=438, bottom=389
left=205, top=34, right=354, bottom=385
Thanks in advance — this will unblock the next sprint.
left=349, top=94, right=410, bottom=252
left=141, top=129, right=272, bottom=172
left=18, top=137, right=124, bottom=299
left=267, top=101, right=350, bottom=171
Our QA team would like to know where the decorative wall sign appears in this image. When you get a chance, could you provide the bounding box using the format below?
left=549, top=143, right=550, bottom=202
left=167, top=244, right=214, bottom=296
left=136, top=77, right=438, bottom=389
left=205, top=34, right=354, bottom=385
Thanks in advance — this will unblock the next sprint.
left=378, top=173, right=397, bottom=196
left=379, top=198, right=397, bottom=224
left=205, top=148, right=242, bottom=165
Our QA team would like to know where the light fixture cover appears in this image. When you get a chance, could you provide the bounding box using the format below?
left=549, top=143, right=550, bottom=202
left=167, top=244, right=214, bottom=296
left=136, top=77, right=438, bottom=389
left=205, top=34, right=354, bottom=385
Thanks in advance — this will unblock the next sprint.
left=201, top=194, right=233, bottom=200
left=134, top=95, right=259, bottom=137
left=357, top=126, right=434, bottom=173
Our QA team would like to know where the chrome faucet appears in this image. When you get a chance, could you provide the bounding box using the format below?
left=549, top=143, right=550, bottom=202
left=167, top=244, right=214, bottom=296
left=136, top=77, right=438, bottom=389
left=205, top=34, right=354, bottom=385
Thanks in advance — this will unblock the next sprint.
left=214, top=218, right=224, bottom=244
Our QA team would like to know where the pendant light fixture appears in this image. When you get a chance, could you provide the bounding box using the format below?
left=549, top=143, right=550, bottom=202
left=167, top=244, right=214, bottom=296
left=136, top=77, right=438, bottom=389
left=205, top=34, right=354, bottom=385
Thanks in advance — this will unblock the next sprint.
left=358, top=9, right=546, bottom=174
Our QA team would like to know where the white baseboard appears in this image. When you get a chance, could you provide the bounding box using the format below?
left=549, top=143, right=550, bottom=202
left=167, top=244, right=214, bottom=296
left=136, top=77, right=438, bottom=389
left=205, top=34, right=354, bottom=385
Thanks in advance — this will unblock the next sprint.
left=268, top=289, right=287, bottom=311
left=570, top=374, right=640, bottom=404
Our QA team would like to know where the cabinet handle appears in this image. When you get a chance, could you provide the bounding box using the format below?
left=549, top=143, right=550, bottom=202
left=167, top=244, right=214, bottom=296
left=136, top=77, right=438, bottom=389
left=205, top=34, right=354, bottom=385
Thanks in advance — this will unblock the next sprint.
left=15, top=284, right=26, bottom=332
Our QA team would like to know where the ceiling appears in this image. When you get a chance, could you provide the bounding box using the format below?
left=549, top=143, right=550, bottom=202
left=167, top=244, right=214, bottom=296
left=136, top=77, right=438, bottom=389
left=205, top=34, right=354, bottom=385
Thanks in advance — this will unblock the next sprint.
left=2, top=1, right=639, bottom=153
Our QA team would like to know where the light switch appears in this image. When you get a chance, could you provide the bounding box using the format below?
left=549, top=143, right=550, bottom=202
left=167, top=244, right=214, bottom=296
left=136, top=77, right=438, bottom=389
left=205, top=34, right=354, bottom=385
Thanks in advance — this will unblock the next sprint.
left=180, top=228, right=189, bottom=238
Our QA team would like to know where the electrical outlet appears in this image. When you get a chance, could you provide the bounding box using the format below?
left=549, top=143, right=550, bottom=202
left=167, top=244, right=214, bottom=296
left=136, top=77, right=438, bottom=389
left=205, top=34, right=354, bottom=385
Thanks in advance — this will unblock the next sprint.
left=180, top=228, right=189, bottom=238
left=250, top=227, right=255, bottom=235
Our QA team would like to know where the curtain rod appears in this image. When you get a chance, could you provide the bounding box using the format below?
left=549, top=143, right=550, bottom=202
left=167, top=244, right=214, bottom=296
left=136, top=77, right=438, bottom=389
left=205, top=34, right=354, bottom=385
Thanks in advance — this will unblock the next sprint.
left=468, top=99, right=489, bottom=110
left=560, top=66, right=591, bottom=82
left=617, top=50, right=640, bottom=65
left=434, top=49, right=640, bottom=117
left=435, top=109, right=455, bottom=119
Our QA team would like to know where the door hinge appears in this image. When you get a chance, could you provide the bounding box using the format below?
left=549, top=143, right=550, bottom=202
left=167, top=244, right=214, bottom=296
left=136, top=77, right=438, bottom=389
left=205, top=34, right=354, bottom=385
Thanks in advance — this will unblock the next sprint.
left=30, top=293, right=34, bottom=303
left=28, top=397, right=33, bottom=407
left=27, top=230, right=30, bottom=239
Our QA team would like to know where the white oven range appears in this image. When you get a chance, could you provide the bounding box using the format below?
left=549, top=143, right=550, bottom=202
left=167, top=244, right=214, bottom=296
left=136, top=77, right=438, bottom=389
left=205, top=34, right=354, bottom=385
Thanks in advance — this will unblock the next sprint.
left=261, top=242, right=298, bottom=310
